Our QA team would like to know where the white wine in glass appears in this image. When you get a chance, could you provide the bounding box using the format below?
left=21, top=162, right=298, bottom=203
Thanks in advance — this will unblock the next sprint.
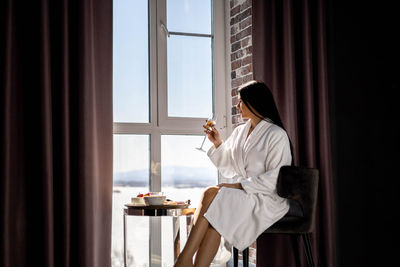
left=196, top=114, right=217, bottom=152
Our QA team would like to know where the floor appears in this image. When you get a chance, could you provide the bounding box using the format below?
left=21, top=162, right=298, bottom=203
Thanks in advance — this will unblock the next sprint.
left=210, top=258, right=256, bottom=267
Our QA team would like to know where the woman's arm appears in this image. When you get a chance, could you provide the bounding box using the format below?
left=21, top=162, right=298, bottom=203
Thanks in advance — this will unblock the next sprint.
left=216, top=183, right=243, bottom=190
left=206, top=126, right=242, bottom=179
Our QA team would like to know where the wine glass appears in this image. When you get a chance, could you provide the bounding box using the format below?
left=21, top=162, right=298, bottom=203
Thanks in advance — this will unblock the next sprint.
left=196, top=114, right=217, bottom=152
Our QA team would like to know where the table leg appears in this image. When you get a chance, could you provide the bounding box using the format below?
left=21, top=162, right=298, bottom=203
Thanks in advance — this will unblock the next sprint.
left=123, top=212, right=127, bottom=267
left=150, top=216, right=162, bottom=267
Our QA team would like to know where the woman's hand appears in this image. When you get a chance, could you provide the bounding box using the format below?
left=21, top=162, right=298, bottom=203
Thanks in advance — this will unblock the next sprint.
left=203, top=123, right=223, bottom=148
left=216, top=183, right=243, bottom=190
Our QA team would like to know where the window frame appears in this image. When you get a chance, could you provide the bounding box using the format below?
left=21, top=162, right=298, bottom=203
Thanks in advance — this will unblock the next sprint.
left=113, top=0, right=227, bottom=192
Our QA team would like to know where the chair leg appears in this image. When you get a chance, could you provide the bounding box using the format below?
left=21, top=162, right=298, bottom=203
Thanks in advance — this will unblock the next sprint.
left=301, top=233, right=315, bottom=267
left=233, top=247, right=239, bottom=267
left=242, top=248, right=249, bottom=267
left=290, top=235, right=301, bottom=267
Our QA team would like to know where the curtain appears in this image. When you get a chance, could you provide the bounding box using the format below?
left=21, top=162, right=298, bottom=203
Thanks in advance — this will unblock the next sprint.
left=1, top=0, right=113, bottom=266
left=252, top=0, right=336, bottom=266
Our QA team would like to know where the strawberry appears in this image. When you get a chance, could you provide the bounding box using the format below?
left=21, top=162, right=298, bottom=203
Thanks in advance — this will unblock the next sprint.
left=137, top=194, right=144, bottom=197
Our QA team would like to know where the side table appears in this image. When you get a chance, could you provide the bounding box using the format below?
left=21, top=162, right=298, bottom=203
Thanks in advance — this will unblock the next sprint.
left=123, top=203, right=194, bottom=267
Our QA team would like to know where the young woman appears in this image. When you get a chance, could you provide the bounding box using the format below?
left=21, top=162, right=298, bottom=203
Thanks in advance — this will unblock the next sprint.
left=175, top=80, right=293, bottom=267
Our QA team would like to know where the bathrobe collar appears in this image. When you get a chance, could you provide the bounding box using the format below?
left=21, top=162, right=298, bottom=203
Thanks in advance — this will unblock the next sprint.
left=233, top=119, right=273, bottom=177
left=244, top=119, right=272, bottom=152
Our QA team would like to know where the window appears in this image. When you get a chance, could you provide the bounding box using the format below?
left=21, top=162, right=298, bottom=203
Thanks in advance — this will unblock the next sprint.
left=112, top=0, right=226, bottom=266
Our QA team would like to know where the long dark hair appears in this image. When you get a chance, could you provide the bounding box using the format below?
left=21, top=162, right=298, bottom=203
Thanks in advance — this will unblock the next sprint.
left=238, top=80, right=294, bottom=165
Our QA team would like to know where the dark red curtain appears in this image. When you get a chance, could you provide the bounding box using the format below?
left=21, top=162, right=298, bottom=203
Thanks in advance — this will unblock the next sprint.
left=1, top=0, right=113, bottom=266
left=252, top=0, right=336, bottom=266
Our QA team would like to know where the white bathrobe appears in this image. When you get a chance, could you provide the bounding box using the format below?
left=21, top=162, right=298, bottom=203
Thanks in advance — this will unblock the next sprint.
left=204, top=119, right=292, bottom=251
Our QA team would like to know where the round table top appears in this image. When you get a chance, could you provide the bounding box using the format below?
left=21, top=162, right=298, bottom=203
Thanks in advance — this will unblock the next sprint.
left=124, top=203, right=190, bottom=210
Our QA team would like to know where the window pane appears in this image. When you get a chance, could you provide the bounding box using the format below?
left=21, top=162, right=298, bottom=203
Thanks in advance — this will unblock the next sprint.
left=113, top=0, right=149, bottom=123
left=161, top=135, right=217, bottom=208
left=123, top=217, right=150, bottom=267
left=112, top=134, right=150, bottom=266
left=167, top=0, right=212, bottom=34
left=113, top=134, right=150, bottom=187
left=167, top=35, right=212, bottom=118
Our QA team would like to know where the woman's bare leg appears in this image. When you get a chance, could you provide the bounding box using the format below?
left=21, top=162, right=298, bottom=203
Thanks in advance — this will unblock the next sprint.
left=194, top=226, right=221, bottom=267
left=174, top=187, right=219, bottom=267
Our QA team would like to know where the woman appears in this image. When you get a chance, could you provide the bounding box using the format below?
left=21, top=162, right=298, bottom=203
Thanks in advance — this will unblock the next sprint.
left=175, top=80, right=293, bottom=267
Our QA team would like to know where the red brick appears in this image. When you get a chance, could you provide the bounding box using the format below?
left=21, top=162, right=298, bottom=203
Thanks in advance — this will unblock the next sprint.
left=245, top=45, right=253, bottom=54
left=230, top=5, right=240, bottom=17
left=232, top=106, right=239, bottom=115
left=242, top=73, right=253, bottom=83
left=240, top=0, right=252, bottom=11
left=239, top=16, right=252, bottom=30
left=231, top=41, right=241, bottom=52
left=231, top=60, right=241, bottom=71
left=238, top=65, right=251, bottom=76
left=231, top=24, right=239, bottom=35
left=231, top=77, right=243, bottom=88
left=231, top=49, right=244, bottom=61
left=241, top=36, right=251, bottom=47
left=249, top=248, right=256, bottom=258
left=237, top=7, right=252, bottom=22
left=231, top=88, right=238, bottom=97
left=249, top=246, right=257, bottom=264
left=242, top=55, right=252, bottom=66
left=233, top=15, right=240, bottom=25
left=232, top=96, right=239, bottom=105
left=235, top=26, right=252, bottom=41
left=231, top=0, right=238, bottom=8
left=231, top=70, right=236, bottom=79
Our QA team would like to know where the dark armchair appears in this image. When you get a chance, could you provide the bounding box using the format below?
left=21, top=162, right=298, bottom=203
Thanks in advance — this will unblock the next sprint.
left=233, top=165, right=319, bottom=267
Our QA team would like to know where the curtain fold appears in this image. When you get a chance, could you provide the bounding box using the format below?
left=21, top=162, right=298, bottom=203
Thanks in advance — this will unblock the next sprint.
left=1, top=0, right=113, bottom=266
left=252, top=0, right=336, bottom=266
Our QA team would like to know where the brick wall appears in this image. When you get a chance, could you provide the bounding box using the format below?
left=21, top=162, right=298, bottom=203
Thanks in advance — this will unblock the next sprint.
left=229, top=0, right=254, bottom=127
left=229, top=0, right=256, bottom=264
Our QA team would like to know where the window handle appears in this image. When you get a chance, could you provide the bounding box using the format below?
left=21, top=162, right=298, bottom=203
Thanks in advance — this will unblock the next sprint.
left=160, top=22, right=170, bottom=37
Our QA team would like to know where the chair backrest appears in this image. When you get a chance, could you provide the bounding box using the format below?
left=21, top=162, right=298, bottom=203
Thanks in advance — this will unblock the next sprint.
left=276, top=165, right=319, bottom=233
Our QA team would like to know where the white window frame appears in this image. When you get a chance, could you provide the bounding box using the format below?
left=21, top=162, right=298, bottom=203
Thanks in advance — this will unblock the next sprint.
left=113, top=0, right=227, bottom=192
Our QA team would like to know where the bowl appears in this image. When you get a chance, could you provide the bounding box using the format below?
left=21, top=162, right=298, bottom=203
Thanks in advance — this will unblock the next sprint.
left=148, top=192, right=164, bottom=196
left=144, top=195, right=166, bottom=206
left=131, top=197, right=145, bottom=206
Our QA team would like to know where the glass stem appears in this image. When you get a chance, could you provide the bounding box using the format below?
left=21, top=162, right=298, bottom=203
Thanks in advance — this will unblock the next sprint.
left=199, top=135, right=206, bottom=149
